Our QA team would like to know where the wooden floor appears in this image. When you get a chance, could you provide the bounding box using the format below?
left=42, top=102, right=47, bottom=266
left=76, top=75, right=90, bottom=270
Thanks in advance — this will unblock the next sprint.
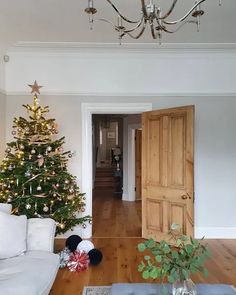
left=50, top=189, right=236, bottom=294
left=51, top=238, right=236, bottom=295
left=92, top=188, right=142, bottom=237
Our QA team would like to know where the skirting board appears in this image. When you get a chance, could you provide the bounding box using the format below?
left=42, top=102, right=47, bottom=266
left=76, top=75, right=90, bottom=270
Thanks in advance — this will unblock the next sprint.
left=195, top=227, right=236, bottom=239
left=122, top=193, right=129, bottom=201
left=56, top=226, right=236, bottom=239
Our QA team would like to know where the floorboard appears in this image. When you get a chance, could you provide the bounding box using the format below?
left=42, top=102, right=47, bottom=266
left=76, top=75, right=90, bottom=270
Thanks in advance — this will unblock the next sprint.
left=50, top=238, right=236, bottom=295
left=92, top=188, right=142, bottom=237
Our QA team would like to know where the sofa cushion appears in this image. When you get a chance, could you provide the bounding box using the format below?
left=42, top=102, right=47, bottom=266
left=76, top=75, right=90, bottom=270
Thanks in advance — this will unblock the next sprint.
left=0, top=251, right=60, bottom=295
left=27, top=218, right=56, bottom=252
left=0, top=211, right=27, bottom=259
left=0, top=203, right=12, bottom=214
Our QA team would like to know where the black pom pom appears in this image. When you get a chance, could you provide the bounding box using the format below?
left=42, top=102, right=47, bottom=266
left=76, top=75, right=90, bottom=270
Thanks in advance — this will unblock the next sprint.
left=65, top=235, right=82, bottom=252
left=88, top=248, right=103, bottom=266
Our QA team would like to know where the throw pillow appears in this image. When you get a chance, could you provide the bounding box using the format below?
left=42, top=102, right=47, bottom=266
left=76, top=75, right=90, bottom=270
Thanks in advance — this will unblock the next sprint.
left=0, top=211, right=27, bottom=259
left=27, top=218, right=56, bottom=252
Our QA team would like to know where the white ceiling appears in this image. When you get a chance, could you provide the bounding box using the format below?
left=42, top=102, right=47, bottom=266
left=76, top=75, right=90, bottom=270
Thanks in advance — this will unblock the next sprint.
left=0, top=0, right=236, bottom=52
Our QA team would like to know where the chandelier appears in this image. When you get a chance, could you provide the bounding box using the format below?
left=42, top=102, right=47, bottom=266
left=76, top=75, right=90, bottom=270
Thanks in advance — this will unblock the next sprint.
left=85, top=0, right=222, bottom=44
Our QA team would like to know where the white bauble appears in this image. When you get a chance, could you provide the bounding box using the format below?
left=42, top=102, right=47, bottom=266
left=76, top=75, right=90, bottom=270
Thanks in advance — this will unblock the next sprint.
left=76, top=240, right=94, bottom=253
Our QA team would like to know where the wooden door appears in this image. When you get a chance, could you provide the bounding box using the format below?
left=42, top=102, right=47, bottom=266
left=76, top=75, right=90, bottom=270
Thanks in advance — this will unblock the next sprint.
left=135, top=129, right=142, bottom=200
left=142, top=106, right=194, bottom=241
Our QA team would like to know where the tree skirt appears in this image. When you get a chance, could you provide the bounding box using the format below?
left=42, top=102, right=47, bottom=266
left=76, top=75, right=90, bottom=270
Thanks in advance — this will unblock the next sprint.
left=82, top=286, right=111, bottom=295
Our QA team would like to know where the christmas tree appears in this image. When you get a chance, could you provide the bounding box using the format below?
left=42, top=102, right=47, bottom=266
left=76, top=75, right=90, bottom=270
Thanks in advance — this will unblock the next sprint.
left=0, top=81, right=91, bottom=234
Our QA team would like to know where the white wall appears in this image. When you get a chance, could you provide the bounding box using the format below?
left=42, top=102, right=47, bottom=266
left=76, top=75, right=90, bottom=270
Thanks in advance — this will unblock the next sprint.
left=0, top=50, right=6, bottom=159
left=5, top=47, right=236, bottom=96
left=123, top=114, right=141, bottom=201
left=0, top=91, right=6, bottom=160
left=0, top=51, right=6, bottom=91
left=4, top=46, right=236, bottom=238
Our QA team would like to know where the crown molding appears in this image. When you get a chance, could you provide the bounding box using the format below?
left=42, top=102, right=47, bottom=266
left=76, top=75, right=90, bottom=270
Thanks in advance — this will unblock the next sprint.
left=7, top=42, right=236, bottom=55
left=5, top=91, right=236, bottom=97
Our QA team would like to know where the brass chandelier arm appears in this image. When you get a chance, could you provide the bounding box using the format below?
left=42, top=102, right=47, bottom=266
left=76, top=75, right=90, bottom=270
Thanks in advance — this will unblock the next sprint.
left=123, top=16, right=145, bottom=33
left=160, top=0, right=178, bottom=20
left=161, top=20, right=198, bottom=34
left=94, top=17, right=144, bottom=34
left=150, top=22, right=158, bottom=39
left=162, top=0, right=207, bottom=25
left=140, top=0, right=148, bottom=17
left=125, top=20, right=147, bottom=39
left=105, top=0, right=140, bottom=24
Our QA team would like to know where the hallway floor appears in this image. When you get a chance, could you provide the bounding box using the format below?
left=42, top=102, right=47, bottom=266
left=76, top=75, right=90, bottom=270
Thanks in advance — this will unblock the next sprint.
left=92, top=188, right=142, bottom=237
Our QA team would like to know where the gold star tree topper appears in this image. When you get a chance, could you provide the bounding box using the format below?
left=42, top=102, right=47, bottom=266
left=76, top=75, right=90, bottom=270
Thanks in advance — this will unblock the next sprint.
left=28, top=80, right=43, bottom=95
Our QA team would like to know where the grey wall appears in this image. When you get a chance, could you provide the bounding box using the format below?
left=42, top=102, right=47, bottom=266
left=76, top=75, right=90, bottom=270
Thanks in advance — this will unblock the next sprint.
left=5, top=95, right=236, bottom=235
left=0, top=91, right=6, bottom=160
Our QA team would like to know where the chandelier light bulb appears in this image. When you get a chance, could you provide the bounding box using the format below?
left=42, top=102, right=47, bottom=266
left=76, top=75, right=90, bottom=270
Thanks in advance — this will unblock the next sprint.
left=85, top=0, right=97, bottom=30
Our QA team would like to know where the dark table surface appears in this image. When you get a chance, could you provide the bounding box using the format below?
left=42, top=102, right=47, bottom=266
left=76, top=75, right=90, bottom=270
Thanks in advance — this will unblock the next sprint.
left=110, top=283, right=236, bottom=295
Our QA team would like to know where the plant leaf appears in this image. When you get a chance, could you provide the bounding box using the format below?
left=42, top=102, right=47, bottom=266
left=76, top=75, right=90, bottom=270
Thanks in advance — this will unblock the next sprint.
left=181, top=235, right=188, bottom=242
left=146, top=239, right=156, bottom=249
left=176, top=239, right=182, bottom=247
left=168, top=275, right=176, bottom=283
left=144, top=255, right=151, bottom=261
left=171, top=223, right=180, bottom=230
left=182, top=268, right=189, bottom=280
left=186, top=244, right=194, bottom=254
left=155, top=255, right=162, bottom=262
left=163, top=244, right=171, bottom=254
left=171, top=251, right=179, bottom=259
left=163, top=263, right=170, bottom=271
left=150, top=268, right=159, bottom=279
left=138, top=263, right=145, bottom=272
left=138, top=243, right=146, bottom=252
left=142, top=270, right=150, bottom=279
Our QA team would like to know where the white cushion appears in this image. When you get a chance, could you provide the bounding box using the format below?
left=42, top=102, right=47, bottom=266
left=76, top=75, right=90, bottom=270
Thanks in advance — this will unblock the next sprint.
left=0, top=203, right=12, bottom=214
left=0, top=250, right=60, bottom=295
left=27, top=218, right=56, bottom=252
left=0, top=212, right=27, bottom=259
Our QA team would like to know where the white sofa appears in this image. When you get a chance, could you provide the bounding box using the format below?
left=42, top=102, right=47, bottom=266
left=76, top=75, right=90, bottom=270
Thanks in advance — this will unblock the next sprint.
left=0, top=203, right=60, bottom=295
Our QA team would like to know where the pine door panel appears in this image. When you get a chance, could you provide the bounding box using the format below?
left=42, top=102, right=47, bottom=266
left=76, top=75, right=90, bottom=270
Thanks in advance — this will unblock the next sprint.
left=142, top=106, right=194, bottom=241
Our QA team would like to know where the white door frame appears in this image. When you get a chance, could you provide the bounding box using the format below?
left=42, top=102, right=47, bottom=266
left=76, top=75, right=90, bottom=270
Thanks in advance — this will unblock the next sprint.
left=81, top=103, right=152, bottom=238
left=126, top=123, right=142, bottom=202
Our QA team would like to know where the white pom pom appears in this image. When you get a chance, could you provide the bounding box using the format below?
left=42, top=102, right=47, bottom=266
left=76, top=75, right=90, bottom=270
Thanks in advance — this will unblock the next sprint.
left=77, top=240, right=95, bottom=253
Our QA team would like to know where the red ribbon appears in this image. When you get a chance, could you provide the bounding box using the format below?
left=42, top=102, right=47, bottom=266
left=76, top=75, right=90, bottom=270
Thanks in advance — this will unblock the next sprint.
left=67, top=250, right=89, bottom=272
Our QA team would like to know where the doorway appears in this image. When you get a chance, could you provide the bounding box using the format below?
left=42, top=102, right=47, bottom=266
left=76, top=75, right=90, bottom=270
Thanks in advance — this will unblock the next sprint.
left=81, top=103, right=152, bottom=238
left=81, top=103, right=194, bottom=241
left=92, top=114, right=142, bottom=237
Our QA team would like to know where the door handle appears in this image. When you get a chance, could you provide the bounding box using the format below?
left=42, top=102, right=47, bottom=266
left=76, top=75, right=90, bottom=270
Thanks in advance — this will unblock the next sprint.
left=181, top=193, right=192, bottom=200
left=186, top=192, right=192, bottom=200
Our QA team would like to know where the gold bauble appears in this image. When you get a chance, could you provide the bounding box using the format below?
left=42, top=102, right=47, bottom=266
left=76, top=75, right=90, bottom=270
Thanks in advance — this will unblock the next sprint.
left=59, top=223, right=65, bottom=230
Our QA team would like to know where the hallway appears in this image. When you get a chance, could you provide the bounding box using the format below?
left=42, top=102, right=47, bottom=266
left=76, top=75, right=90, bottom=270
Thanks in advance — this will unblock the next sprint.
left=92, top=188, right=142, bottom=238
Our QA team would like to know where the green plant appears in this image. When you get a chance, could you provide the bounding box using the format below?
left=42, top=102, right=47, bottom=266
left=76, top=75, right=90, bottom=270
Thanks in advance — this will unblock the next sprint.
left=137, top=224, right=211, bottom=293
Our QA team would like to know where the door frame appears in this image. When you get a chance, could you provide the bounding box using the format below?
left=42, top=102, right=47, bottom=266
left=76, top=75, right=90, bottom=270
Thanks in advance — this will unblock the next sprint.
left=81, top=103, right=152, bottom=238
left=127, top=123, right=142, bottom=202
